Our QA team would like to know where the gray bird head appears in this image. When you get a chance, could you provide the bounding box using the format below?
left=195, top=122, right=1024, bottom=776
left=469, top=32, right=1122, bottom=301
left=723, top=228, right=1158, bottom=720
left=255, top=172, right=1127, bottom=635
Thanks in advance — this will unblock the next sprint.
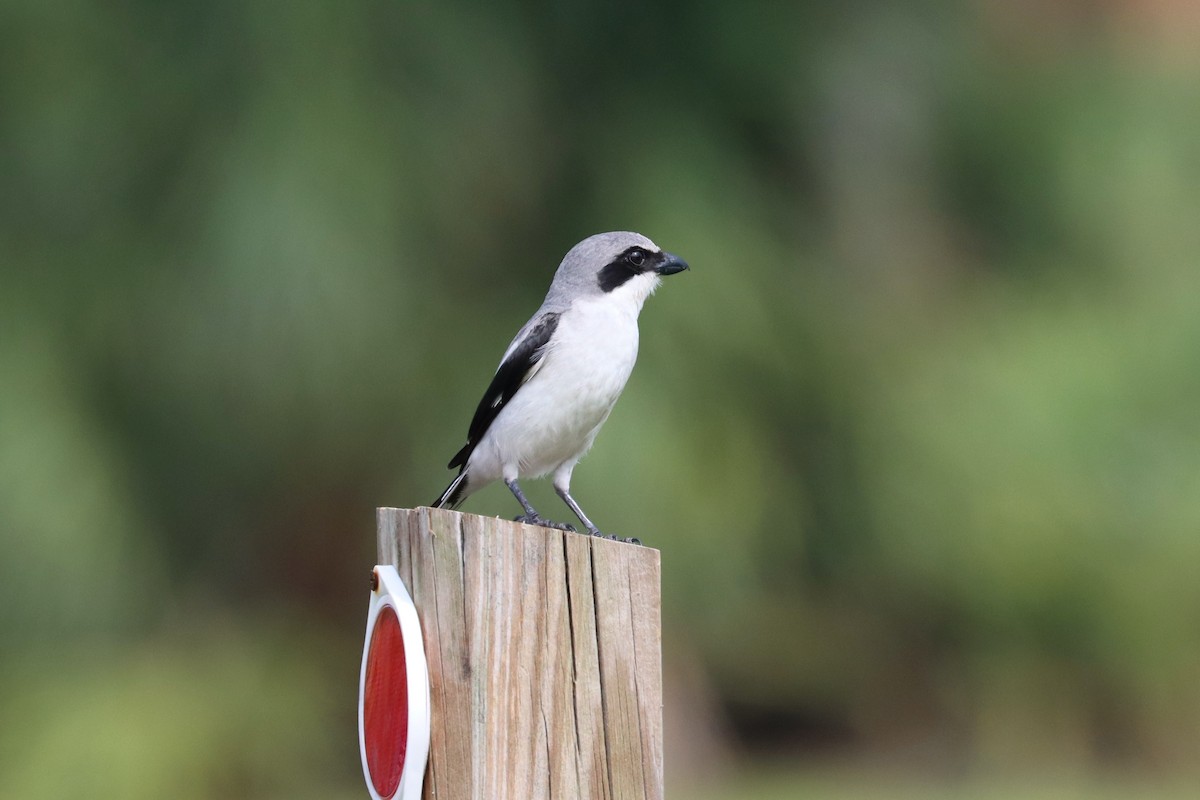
left=543, top=231, right=689, bottom=310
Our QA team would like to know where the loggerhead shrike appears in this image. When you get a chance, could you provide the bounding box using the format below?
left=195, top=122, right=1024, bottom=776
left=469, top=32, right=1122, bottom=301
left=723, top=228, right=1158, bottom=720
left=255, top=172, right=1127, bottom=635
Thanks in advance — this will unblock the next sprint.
left=431, top=231, right=689, bottom=538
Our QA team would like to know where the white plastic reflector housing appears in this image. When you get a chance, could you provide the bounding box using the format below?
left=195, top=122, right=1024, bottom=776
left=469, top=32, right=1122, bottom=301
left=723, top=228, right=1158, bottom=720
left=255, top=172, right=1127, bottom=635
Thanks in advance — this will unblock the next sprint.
left=358, top=565, right=431, bottom=800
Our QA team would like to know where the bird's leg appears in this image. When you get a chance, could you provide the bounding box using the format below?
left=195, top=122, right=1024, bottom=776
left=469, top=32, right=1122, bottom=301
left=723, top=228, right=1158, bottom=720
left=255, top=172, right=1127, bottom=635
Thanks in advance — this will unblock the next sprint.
left=555, top=485, right=602, bottom=536
left=554, top=486, right=640, bottom=544
left=506, top=478, right=576, bottom=532
left=506, top=478, right=538, bottom=517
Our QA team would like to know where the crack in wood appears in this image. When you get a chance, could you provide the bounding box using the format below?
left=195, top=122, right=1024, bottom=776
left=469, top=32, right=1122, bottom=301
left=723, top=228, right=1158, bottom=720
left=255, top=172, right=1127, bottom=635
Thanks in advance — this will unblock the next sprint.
left=590, top=539, right=619, bottom=799
left=627, top=566, right=648, bottom=799
left=561, top=533, right=584, bottom=770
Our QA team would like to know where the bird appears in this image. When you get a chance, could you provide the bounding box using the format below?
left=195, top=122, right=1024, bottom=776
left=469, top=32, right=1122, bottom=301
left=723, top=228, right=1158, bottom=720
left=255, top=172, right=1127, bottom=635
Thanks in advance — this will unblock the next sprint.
left=430, top=231, right=689, bottom=538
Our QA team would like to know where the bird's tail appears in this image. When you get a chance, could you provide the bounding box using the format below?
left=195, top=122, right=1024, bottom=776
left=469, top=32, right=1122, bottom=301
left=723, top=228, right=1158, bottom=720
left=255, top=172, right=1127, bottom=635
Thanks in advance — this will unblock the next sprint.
left=431, top=472, right=469, bottom=509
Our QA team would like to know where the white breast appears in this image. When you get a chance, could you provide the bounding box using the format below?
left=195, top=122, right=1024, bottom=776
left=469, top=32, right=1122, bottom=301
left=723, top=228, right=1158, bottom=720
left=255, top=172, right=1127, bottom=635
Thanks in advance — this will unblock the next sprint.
left=470, top=277, right=654, bottom=481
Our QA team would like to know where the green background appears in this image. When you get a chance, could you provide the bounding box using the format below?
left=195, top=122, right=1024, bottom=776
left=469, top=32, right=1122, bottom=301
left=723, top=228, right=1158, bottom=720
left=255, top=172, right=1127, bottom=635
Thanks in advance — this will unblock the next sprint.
left=3, top=1, right=1199, bottom=797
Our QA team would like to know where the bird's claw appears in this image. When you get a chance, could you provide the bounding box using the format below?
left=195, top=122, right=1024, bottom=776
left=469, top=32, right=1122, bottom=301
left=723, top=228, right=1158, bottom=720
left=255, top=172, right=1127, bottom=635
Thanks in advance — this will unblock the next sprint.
left=587, top=529, right=642, bottom=546
left=513, top=514, right=576, bottom=533
left=511, top=516, right=640, bottom=545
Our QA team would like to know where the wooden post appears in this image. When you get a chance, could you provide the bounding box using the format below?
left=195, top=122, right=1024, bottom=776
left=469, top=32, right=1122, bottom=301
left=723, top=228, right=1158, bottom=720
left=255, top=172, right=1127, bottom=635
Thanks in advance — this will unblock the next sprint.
left=377, top=506, right=664, bottom=800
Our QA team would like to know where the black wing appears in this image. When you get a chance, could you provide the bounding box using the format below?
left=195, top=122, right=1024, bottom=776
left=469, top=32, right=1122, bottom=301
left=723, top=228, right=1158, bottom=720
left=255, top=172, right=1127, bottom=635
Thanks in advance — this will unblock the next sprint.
left=447, top=312, right=560, bottom=470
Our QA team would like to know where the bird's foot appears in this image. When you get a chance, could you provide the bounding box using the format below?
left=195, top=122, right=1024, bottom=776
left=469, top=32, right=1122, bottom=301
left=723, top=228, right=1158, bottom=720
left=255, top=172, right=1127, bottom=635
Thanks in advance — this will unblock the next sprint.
left=513, top=514, right=576, bottom=533
left=587, top=529, right=642, bottom=546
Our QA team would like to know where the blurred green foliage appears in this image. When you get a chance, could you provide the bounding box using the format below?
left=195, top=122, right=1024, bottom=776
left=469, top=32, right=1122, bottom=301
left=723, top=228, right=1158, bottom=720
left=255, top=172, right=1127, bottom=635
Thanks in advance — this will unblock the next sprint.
left=3, top=1, right=1199, bottom=796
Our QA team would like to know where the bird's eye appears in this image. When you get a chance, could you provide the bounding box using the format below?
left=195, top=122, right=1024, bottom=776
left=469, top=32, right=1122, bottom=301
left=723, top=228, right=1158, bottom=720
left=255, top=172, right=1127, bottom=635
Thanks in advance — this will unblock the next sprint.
left=627, top=249, right=646, bottom=267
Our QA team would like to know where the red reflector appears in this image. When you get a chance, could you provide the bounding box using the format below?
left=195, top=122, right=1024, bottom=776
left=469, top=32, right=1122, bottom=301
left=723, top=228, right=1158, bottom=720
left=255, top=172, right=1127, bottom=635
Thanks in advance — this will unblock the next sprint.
left=363, top=605, right=408, bottom=798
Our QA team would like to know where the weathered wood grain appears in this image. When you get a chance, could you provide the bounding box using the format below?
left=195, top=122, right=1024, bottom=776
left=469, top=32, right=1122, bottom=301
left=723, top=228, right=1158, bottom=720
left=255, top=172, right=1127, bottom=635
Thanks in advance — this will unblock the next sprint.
left=377, top=507, right=664, bottom=800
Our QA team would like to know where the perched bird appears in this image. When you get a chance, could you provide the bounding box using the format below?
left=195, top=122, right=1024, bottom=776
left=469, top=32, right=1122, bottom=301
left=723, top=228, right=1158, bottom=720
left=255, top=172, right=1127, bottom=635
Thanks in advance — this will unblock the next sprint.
left=431, top=231, right=689, bottom=537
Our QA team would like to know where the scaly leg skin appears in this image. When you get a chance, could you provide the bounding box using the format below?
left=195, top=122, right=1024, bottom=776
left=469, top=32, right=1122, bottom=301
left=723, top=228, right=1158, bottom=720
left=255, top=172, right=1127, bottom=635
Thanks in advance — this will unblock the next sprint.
left=506, top=478, right=576, bottom=532
left=555, top=486, right=641, bottom=545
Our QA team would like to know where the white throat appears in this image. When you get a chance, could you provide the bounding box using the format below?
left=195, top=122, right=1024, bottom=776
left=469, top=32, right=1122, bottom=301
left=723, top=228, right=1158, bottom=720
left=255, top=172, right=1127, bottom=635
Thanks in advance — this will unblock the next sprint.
left=604, top=271, right=661, bottom=317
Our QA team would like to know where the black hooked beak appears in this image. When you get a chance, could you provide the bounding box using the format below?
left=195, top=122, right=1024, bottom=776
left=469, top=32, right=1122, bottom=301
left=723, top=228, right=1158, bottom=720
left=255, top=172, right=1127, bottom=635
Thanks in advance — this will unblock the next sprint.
left=655, top=252, right=690, bottom=276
